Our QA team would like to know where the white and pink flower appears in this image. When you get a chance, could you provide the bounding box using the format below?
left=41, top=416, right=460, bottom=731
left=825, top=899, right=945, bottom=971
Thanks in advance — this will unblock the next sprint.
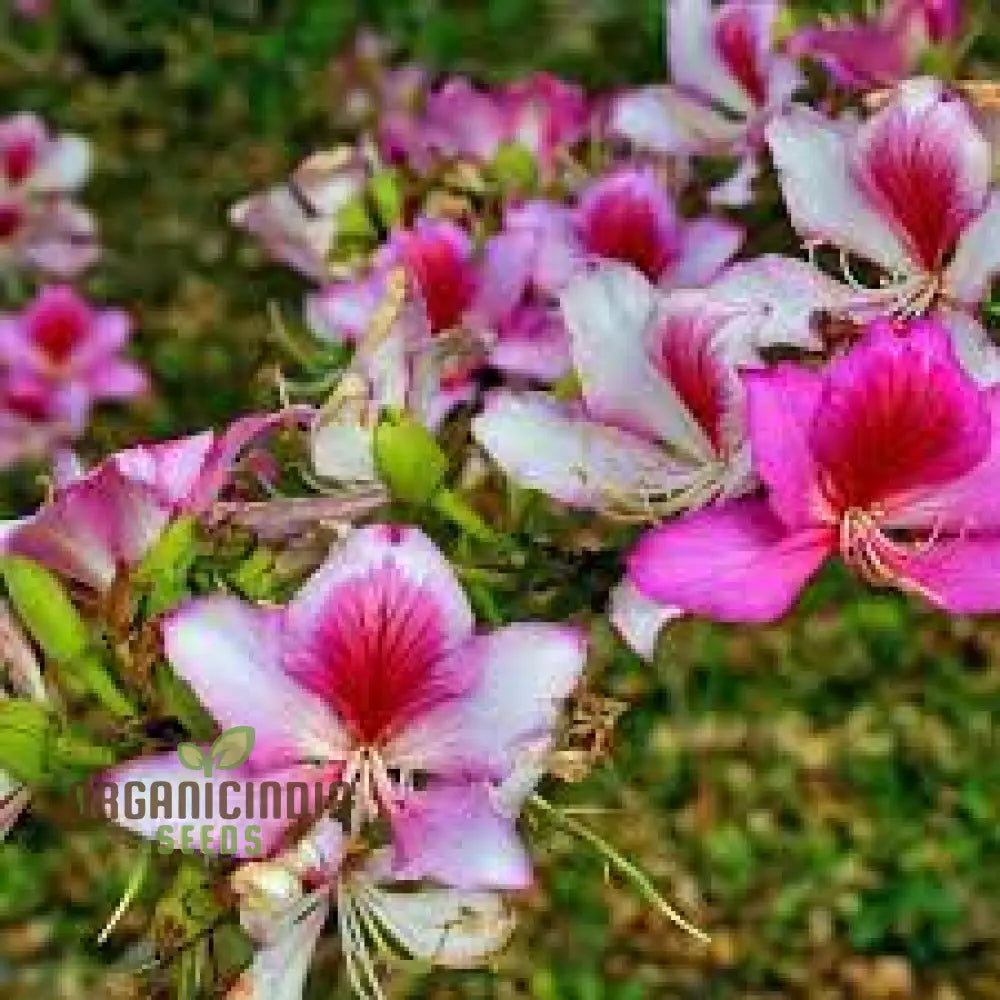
left=0, top=286, right=146, bottom=437
left=611, top=0, right=802, bottom=205
left=0, top=113, right=99, bottom=278
left=767, top=77, right=1000, bottom=379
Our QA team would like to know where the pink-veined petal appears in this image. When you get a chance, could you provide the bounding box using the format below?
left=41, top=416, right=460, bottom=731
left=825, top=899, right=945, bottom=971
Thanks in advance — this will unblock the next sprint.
left=766, top=108, right=909, bottom=272
left=898, top=532, right=1000, bottom=614
left=560, top=263, right=711, bottom=459
left=628, top=498, right=832, bottom=622
left=851, top=78, right=991, bottom=273
left=472, top=392, right=702, bottom=511
left=387, top=623, right=585, bottom=781
left=164, top=596, right=345, bottom=764
left=389, top=783, right=532, bottom=890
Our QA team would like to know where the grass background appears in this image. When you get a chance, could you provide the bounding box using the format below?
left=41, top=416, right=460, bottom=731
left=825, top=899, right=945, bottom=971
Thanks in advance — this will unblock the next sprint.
left=3, top=1, right=1000, bottom=997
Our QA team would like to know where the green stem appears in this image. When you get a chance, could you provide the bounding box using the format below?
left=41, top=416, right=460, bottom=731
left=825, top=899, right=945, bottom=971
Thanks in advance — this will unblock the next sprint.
left=528, top=793, right=710, bottom=944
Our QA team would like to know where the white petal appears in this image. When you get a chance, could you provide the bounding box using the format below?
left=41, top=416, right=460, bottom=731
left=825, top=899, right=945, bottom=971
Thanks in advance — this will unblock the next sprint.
left=473, top=392, right=702, bottom=512
left=766, top=108, right=909, bottom=272
left=609, top=579, right=684, bottom=661
left=611, top=86, right=745, bottom=154
left=561, top=263, right=712, bottom=460
left=947, top=191, right=1000, bottom=305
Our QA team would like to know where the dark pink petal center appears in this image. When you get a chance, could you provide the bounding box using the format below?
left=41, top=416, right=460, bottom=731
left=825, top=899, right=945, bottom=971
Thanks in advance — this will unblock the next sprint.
left=3, top=137, right=37, bottom=185
left=285, top=564, right=464, bottom=746
left=853, top=100, right=982, bottom=271
left=1, top=374, right=52, bottom=421
left=650, top=313, right=730, bottom=454
left=402, top=233, right=477, bottom=334
left=579, top=182, right=679, bottom=282
left=0, top=200, right=23, bottom=241
left=27, top=287, right=90, bottom=364
left=811, top=319, right=991, bottom=512
left=714, top=6, right=768, bottom=107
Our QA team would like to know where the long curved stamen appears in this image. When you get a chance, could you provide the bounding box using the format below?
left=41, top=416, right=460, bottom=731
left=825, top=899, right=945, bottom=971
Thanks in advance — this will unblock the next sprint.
left=342, top=748, right=406, bottom=834
left=839, top=507, right=941, bottom=599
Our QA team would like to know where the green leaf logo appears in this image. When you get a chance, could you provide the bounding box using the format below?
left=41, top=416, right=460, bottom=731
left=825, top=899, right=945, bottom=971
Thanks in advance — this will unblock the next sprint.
left=176, top=726, right=255, bottom=777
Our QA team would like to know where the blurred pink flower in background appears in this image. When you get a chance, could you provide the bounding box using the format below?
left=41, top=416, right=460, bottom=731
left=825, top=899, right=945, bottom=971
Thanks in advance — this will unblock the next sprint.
left=611, top=0, right=802, bottom=205
left=0, top=286, right=146, bottom=436
left=0, top=114, right=99, bottom=278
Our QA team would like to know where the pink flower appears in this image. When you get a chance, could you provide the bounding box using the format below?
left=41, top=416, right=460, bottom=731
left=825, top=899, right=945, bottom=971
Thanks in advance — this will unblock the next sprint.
left=575, top=168, right=742, bottom=286
left=103, top=525, right=585, bottom=866
left=2, top=411, right=308, bottom=591
left=230, top=149, right=367, bottom=282
left=499, top=72, right=590, bottom=175
left=788, top=0, right=963, bottom=91
left=767, top=79, right=1000, bottom=377
left=611, top=0, right=802, bottom=205
left=629, top=317, right=1000, bottom=623
left=0, top=286, right=146, bottom=436
left=474, top=264, right=756, bottom=518
left=0, top=114, right=98, bottom=278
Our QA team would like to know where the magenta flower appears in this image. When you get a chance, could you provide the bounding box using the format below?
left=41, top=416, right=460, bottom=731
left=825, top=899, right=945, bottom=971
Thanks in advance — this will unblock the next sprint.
left=2, top=411, right=307, bottom=591
left=499, top=72, right=590, bottom=175
left=308, top=217, right=479, bottom=341
left=104, top=525, right=585, bottom=864
left=611, top=0, right=802, bottom=205
left=629, top=317, right=1000, bottom=623
left=0, top=286, right=146, bottom=435
left=0, top=114, right=98, bottom=278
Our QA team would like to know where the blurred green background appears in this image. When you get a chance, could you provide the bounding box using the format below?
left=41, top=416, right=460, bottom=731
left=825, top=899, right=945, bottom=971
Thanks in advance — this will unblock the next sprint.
left=4, top=1, right=1000, bottom=998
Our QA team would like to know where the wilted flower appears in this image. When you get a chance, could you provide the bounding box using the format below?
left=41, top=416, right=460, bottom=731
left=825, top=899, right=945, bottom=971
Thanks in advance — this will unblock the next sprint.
left=230, top=148, right=368, bottom=282
left=0, top=113, right=99, bottom=278
left=0, top=285, right=146, bottom=437
left=767, top=78, right=1000, bottom=382
left=2, top=411, right=308, bottom=591
left=629, top=317, right=1000, bottom=623
left=612, top=0, right=802, bottom=205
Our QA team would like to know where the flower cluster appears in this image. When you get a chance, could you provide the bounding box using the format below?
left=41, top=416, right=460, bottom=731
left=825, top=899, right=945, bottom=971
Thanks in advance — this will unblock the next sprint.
left=1, top=1, right=997, bottom=998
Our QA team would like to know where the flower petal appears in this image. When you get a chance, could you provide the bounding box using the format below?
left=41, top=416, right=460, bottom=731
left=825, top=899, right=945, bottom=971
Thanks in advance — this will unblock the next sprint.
left=899, top=533, right=1000, bottom=614
left=947, top=191, right=1000, bottom=305
left=609, top=579, right=684, bottom=661
left=743, top=362, right=825, bottom=527
left=611, top=85, right=745, bottom=155
left=667, top=216, right=744, bottom=288
left=628, top=498, right=832, bottom=622
left=227, top=896, right=329, bottom=1000
left=560, top=263, right=712, bottom=459
left=472, top=392, right=702, bottom=511
left=387, top=623, right=585, bottom=781
left=389, top=783, right=532, bottom=890
left=766, top=108, right=908, bottom=271
left=164, top=596, right=344, bottom=763
left=351, top=873, right=515, bottom=967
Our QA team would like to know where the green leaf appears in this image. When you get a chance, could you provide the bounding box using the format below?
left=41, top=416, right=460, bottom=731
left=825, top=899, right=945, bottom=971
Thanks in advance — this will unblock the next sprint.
left=374, top=416, right=449, bottom=505
left=209, top=726, right=255, bottom=772
left=176, top=743, right=205, bottom=771
left=135, top=515, right=198, bottom=615
left=369, top=168, right=403, bottom=229
left=0, top=700, right=51, bottom=785
left=491, top=141, right=538, bottom=194
left=0, top=556, right=88, bottom=662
